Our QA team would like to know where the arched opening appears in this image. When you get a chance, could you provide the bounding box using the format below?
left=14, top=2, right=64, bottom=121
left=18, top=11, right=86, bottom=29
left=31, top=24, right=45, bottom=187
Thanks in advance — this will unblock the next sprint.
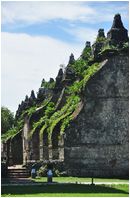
left=51, top=123, right=64, bottom=161
left=12, top=133, right=23, bottom=164
left=31, top=129, right=40, bottom=161
left=51, top=124, right=60, bottom=160
left=43, top=131, right=49, bottom=160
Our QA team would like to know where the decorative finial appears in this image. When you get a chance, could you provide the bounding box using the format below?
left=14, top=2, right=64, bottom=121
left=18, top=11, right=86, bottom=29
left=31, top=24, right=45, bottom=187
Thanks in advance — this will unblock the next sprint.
left=25, top=95, right=29, bottom=102
left=85, top=41, right=91, bottom=47
left=111, top=14, right=124, bottom=29
left=30, top=90, right=36, bottom=100
left=68, top=53, right=75, bottom=65
left=97, top=29, right=105, bottom=38
left=49, top=78, right=54, bottom=83
left=107, top=14, right=128, bottom=45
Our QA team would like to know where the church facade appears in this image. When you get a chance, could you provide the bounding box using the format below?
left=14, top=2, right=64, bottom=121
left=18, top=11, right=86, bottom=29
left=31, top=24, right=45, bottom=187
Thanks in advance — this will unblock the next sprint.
left=2, top=14, right=129, bottom=178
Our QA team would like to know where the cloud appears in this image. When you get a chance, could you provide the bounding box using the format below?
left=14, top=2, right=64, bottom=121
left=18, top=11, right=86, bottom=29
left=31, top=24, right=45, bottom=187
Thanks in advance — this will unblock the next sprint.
left=1, top=1, right=95, bottom=24
left=1, top=1, right=129, bottom=114
left=1, top=1, right=128, bottom=26
left=64, top=27, right=98, bottom=44
left=1, top=32, right=82, bottom=113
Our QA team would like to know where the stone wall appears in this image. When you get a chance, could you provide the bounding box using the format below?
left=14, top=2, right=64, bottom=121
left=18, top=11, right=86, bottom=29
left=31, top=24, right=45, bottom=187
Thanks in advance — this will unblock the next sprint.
left=64, top=53, right=129, bottom=178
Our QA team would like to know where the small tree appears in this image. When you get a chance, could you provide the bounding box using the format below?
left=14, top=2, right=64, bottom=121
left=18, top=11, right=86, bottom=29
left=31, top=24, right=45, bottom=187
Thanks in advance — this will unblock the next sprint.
left=1, top=106, right=14, bottom=134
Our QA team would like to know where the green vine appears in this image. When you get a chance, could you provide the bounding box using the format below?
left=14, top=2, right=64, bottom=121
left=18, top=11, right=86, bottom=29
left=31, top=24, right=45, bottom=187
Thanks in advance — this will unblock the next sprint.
left=3, top=37, right=109, bottom=143
left=60, top=114, right=73, bottom=134
left=96, top=36, right=107, bottom=43
left=37, top=61, right=101, bottom=141
left=47, top=95, right=80, bottom=139
left=71, top=58, right=87, bottom=77
left=41, top=80, right=55, bottom=89
left=38, top=95, right=79, bottom=140
left=25, top=106, right=37, bottom=117
left=58, top=62, right=101, bottom=134
left=1, top=119, right=24, bottom=141
left=30, top=102, right=55, bottom=137
left=81, top=46, right=92, bottom=61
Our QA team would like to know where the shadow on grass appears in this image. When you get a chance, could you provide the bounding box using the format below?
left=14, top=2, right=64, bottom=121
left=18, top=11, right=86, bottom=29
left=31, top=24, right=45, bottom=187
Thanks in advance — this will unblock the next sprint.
left=1, top=178, right=34, bottom=184
left=1, top=184, right=129, bottom=195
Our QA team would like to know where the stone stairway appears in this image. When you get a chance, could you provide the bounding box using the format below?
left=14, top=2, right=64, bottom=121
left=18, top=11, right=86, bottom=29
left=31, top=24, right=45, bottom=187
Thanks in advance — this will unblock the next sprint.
left=8, top=168, right=30, bottom=178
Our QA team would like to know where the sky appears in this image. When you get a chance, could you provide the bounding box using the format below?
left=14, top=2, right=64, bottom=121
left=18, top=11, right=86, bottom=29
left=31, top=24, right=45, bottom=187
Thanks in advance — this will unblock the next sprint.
left=1, top=1, right=129, bottom=114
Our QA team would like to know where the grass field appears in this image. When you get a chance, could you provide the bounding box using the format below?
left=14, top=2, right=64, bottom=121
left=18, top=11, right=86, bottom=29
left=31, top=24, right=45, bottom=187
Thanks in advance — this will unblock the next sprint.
left=1, top=184, right=129, bottom=197
left=31, top=176, right=129, bottom=183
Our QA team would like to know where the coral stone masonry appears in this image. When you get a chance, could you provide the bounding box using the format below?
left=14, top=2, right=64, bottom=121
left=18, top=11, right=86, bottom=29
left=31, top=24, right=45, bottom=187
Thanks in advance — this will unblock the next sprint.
left=64, top=55, right=129, bottom=177
left=2, top=14, right=129, bottom=178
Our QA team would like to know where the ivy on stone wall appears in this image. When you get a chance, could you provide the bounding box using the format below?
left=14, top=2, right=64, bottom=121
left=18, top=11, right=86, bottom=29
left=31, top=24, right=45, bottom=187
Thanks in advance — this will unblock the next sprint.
left=2, top=33, right=128, bottom=143
left=1, top=119, right=24, bottom=141
left=36, top=61, right=101, bottom=141
left=2, top=51, right=101, bottom=142
left=29, top=101, right=55, bottom=137
left=41, top=79, right=55, bottom=89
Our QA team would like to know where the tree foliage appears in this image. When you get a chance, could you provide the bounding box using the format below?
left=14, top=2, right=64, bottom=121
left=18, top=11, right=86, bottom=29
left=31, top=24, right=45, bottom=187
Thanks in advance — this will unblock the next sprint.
left=1, top=106, right=14, bottom=134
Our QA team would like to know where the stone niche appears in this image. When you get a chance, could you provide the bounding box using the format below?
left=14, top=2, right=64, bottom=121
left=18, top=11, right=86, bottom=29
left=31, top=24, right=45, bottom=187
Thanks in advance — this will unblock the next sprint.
left=64, top=53, right=129, bottom=178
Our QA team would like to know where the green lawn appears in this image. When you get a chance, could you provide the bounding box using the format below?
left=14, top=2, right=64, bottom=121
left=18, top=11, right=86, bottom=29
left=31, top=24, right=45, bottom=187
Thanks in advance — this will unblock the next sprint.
left=31, top=176, right=129, bottom=183
left=1, top=184, right=129, bottom=197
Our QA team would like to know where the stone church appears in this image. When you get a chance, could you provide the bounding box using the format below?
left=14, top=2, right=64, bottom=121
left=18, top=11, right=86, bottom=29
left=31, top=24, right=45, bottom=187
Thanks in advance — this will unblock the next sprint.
left=2, top=14, right=129, bottom=178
